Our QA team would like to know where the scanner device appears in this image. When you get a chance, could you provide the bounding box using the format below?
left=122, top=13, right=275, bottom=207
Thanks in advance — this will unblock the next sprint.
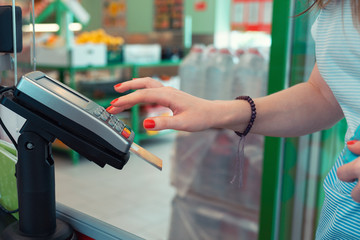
left=12, top=71, right=134, bottom=169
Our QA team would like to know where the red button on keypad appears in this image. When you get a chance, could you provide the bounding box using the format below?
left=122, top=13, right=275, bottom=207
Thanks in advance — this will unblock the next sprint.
left=121, top=128, right=131, bottom=138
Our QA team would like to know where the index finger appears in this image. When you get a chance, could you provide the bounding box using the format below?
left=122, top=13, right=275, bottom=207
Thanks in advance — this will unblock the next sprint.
left=114, top=77, right=163, bottom=93
left=108, top=87, right=174, bottom=114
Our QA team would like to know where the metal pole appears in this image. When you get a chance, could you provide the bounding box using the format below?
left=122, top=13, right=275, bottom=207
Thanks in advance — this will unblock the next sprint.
left=31, top=0, right=36, bottom=71
left=11, top=0, right=17, bottom=85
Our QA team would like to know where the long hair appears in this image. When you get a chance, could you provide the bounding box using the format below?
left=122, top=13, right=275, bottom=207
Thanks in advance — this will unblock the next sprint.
left=300, top=0, right=360, bottom=26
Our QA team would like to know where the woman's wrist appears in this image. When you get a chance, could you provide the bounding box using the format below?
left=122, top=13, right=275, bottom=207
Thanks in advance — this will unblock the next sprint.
left=210, top=99, right=253, bottom=132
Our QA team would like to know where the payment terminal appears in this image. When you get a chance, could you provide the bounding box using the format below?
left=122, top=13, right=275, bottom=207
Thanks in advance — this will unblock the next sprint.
left=12, top=71, right=134, bottom=169
left=8, top=71, right=162, bottom=170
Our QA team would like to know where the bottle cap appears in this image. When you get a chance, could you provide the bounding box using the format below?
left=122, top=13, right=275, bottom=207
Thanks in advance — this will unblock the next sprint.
left=219, top=48, right=231, bottom=54
left=248, top=48, right=262, bottom=57
left=235, top=49, right=245, bottom=56
left=191, top=47, right=203, bottom=53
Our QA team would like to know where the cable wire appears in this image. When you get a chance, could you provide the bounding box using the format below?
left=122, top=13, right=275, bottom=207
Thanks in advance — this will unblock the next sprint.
left=0, top=87, right=19, bottom=214
left=0, top=87, right=18, bottom=149
left=0, top=117, right=18, bottom=150
left=0, top=203, right=18, bottom=214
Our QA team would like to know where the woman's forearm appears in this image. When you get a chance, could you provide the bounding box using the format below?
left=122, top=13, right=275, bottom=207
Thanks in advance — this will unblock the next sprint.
left=109, top=64, right=343, bottom=136
left=212, top=64, right=344, bottom=137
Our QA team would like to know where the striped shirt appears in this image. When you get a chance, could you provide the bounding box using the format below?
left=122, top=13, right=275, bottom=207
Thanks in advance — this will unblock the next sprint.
left=313, top=0, right=360, bottom=238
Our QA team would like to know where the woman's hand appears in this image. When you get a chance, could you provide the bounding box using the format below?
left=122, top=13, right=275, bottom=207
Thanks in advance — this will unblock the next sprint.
left=106, top=77, right=221, bottom=132
left=337, top=140, right=360, bottom=202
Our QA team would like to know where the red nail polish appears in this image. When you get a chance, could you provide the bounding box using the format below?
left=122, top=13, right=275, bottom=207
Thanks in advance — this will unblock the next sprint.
left=347, top=140, right=357, bottom=145
left=144, top=119, right=155, bottom=129
left=106, top=106, right=113, bottom=112
left=111, top=99, right=118, bottom=105
left=114, top=83, right=122, bottom=88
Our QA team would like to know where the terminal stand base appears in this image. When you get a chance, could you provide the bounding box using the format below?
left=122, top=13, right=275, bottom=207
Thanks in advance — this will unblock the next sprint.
left=1, top=219, right=75, bottom=240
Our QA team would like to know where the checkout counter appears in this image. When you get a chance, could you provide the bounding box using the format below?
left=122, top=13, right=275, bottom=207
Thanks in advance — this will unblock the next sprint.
left=1, top=203, right=142, bottom=240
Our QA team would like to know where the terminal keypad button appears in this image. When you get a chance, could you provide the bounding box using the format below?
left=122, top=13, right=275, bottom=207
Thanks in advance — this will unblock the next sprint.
left=93, top=107, right=104, bottom=117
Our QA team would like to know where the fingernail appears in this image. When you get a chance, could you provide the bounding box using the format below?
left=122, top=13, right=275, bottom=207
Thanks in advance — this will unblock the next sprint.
left=114, top=83, right=122, bottom=88
left=110, top=98, right=118, bottom=105
left=106, top=106, right=113, bottom=112
left=144, top=119, right=155, bottom=129
left=347, top=140, right=358, bottom=145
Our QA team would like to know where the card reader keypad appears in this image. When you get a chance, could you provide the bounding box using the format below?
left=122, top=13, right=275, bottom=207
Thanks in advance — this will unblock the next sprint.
left=93, top=107, right=103, bottom=117
left=108, top=116, right=117, bottom=127
left=91, top=106, right=131, bottom=140
left=100, top=111, right=110, bottom=121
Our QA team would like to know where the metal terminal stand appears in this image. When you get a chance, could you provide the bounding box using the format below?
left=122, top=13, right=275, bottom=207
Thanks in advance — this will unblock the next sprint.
left=1, top=131, right=75, bottom=240
left=0, top=94, right=75, bottom=240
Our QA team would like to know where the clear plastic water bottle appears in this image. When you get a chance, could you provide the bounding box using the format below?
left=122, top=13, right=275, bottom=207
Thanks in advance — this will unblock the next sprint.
left=203, top=45, right=218, bottom=61
left=231, top=49, right=246, bottom=99
left=201, top=46, right=217, bottom=100
left=179, top=45, right=205, bottom=98
left=247, top=48, right=269, bottom=97
left=203, top=48, right=234, bottom=100
left=232, top=48, right=268, bottom=98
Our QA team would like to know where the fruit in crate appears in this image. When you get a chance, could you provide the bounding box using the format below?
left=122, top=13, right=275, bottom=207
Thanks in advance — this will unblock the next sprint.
left=40, top=34, right=65, bottom=48
left=75, top=29, right=124, bottom=50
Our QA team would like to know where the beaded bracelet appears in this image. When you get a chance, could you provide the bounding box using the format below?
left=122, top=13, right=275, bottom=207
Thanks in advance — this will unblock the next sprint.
left=234, top=96, right=256, bottom=137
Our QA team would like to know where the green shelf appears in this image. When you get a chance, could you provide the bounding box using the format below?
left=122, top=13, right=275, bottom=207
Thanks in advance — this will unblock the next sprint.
left=34, top=60, right=180, bottom=71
